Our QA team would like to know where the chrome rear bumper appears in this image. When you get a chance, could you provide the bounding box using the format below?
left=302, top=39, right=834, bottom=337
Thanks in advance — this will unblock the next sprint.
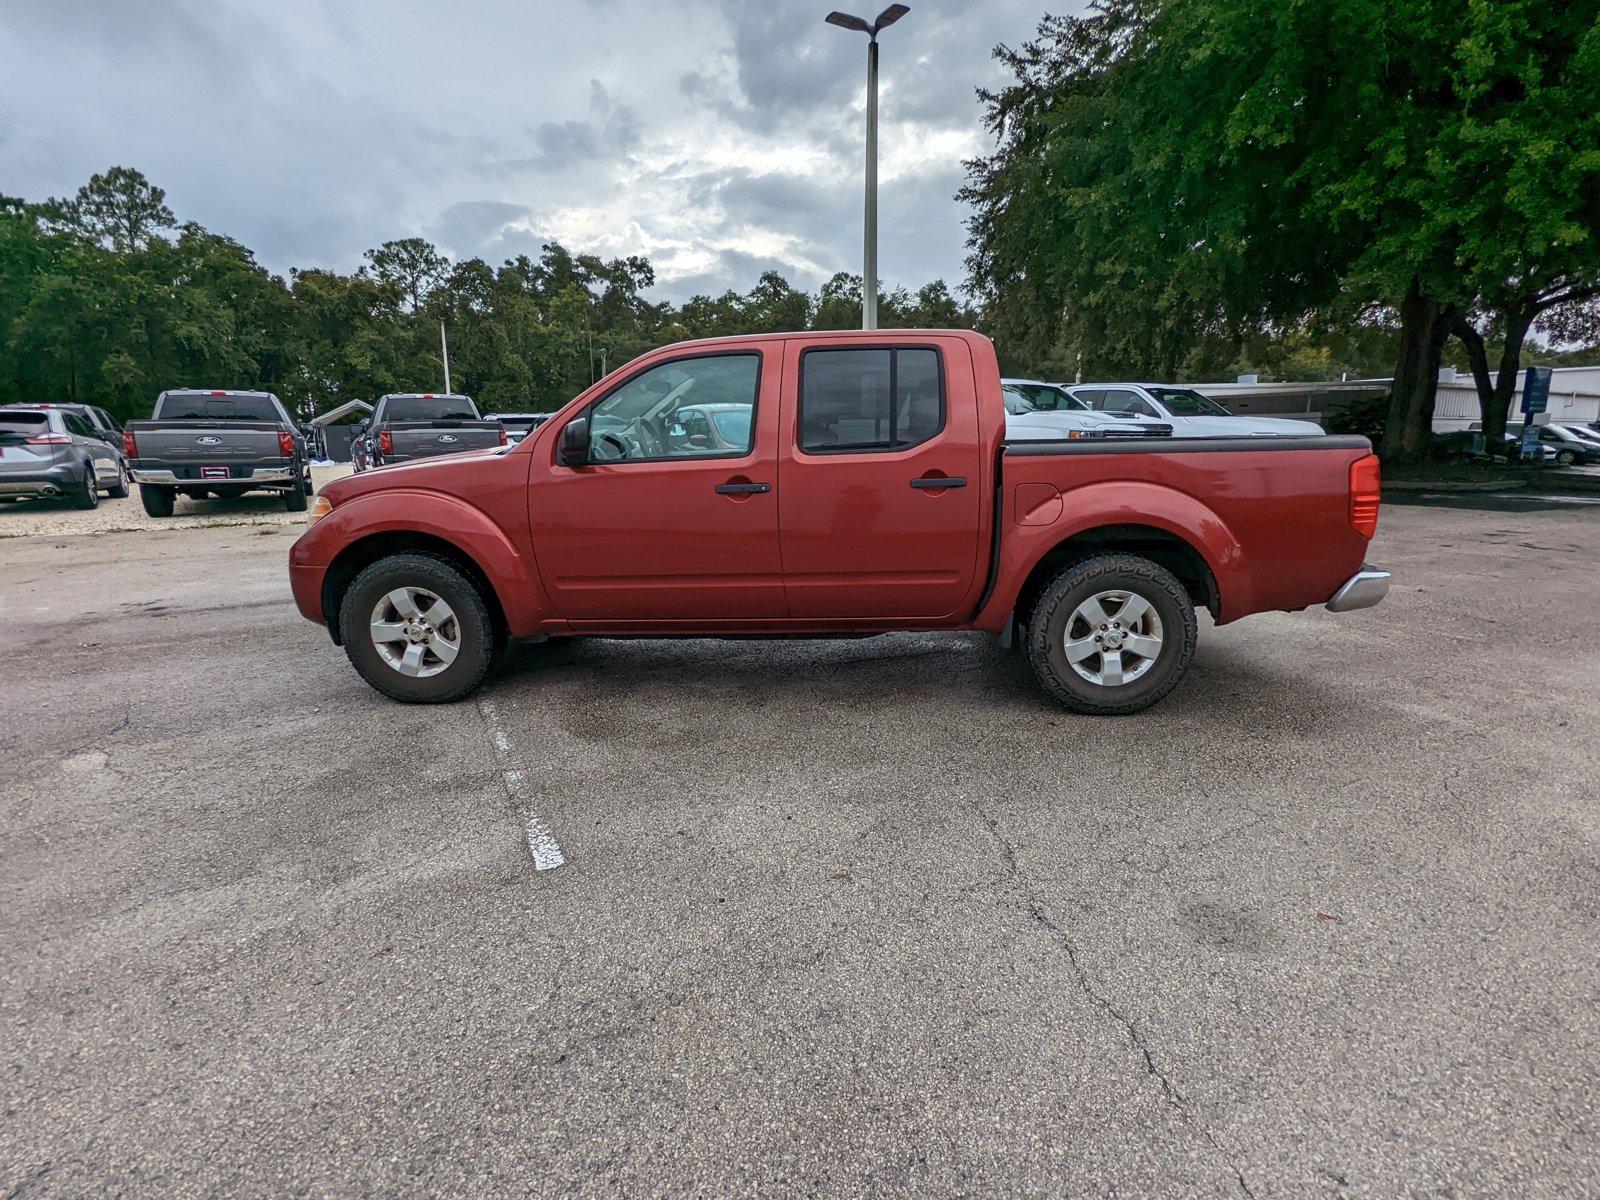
left=132, top=467, right=295, bottom=485
left=1326, top=565, right=1391, bottom=612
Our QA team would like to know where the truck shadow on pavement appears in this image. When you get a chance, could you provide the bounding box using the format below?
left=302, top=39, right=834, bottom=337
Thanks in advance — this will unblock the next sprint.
left=487, top=631, right=1360, bottom=735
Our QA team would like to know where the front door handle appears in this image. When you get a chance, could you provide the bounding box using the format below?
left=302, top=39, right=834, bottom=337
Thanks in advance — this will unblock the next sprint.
left=714, top=481, right=771, bottom=494
left=909, top=476, right=967, bottom=490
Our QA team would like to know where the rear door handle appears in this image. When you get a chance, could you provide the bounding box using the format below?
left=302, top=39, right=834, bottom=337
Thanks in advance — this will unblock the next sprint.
left=910, top=476, right=967, bottom=490
left=714, top=481, right=771, bottom=494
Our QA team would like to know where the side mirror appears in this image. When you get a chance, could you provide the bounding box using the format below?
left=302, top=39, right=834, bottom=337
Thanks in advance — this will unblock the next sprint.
left=558, top=418, right=590, bottom=467
left=356, top=418, right=370, bottom=432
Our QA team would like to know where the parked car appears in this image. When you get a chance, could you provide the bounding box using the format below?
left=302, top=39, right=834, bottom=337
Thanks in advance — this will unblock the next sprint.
left=1560, top=424, right=1600, bottom=449
left=123, top=389, right=313, bottom=517
left=289, top=330, right=1388, bottom=715
left=1539, top=425, right=1600, bottom=465
left=1002, top=385, right=1173, bottom=441
left=489, top=412, right=552, bottom=445
left=1065, top=384, right=1324, bottom=437
left=360, top=393, right=506, bottom=467
left=0, top=406, right=130, bottom=507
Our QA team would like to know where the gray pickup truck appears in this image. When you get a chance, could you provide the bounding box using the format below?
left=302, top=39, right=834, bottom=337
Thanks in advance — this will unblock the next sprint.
left=361, top=393, right=505, bottom=469
left=124, top=389, right=313, bottom=517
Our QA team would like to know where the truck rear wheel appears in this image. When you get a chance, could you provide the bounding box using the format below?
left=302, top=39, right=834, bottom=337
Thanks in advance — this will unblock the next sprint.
left=1025, top=553, right=1197, bottom=716
left=339, top=554, right=495, bottom=703
left=284, top=471, right=308, bottom=512
left=139, top=484, right=175, bottom=517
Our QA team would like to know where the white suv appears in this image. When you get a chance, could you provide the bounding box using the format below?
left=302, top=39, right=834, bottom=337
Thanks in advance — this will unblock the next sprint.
left=1063, top=384, right=1324, bottom=438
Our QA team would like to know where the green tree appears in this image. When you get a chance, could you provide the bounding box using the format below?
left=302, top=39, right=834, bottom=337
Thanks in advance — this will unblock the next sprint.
left=964, top=0, right=1600, bottom=459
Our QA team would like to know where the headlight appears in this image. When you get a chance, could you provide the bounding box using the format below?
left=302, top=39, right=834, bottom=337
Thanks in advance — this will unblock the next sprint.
left=306, top=494, right=333, bottom=526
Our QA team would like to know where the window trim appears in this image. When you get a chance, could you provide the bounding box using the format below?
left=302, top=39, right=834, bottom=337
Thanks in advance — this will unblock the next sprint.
left=573, top=348, right=765, bottom=466
left=795, top=343, right=947, bottom=457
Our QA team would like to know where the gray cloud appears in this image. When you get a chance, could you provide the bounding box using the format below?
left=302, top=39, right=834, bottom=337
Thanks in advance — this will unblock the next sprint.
left=0, top=0, right=1063, bottom=301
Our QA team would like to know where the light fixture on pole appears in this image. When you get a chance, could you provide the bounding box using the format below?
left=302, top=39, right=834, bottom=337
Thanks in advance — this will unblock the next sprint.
left=825, top=3, right=909, bottom=331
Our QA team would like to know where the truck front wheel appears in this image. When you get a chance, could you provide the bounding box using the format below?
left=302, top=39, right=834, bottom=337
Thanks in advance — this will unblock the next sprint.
left=1025, top=553, right=1197, bottom=716
left=339, top=553, right=495, bottom=703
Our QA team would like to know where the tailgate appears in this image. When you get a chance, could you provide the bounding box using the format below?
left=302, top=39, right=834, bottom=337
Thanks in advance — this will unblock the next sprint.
left=387, top=421, right=503, bottom=455
left=126, top=421, right=287, bottom=462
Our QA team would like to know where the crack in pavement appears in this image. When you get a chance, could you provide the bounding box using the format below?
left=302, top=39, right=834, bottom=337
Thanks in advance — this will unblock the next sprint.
left=971, top=797, right=1257, bottom=1200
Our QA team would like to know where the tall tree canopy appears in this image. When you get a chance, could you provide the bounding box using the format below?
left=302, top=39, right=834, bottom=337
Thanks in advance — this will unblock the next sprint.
left=964, top=0, right=1600, bottom=458
left=0, top=168, right=976, bottom=425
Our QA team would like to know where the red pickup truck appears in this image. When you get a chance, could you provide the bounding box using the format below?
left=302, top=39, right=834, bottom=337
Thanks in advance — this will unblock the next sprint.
left=289, top=330, right=1388, bottom=715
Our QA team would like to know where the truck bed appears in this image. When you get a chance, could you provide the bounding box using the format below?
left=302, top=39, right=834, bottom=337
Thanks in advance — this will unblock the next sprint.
left=994, top=434, right=1375, bottom=623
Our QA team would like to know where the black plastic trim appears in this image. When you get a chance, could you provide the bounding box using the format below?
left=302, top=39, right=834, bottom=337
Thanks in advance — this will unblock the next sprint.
left=910, top=476, right=967, bottom=489
left=1003, top=435, right=1371, bottom=457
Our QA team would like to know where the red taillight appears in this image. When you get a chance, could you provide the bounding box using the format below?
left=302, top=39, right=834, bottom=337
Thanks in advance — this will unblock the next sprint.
left=1349, top=454, right=1380, bottom=539
left=210, top=390, right=227, bottom=396
left=123, top=429, right=138, bottom=457
left=278, top=430, right=295, bottom=456
left=379, top=430, right=393, bottom=455
left=498, top=426, right=508, bottom=446
left=26, top=433, right=72, bottom=445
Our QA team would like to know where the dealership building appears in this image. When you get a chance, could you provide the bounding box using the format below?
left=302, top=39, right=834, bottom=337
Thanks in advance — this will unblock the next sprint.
left=1189, top=365, right=1600, bottom=432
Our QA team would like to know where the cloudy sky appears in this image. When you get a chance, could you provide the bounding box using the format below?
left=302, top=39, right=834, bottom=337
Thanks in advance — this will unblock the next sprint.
left=0, top=0, right=1063, bottom=301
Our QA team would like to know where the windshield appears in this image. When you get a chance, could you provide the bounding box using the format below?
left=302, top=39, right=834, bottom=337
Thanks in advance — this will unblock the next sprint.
left=158, top=394, right=281, bottom=421
left=494, top=416, right=544, bottom=432
left=1002, top=388, right=1037, bottom=415
left=383, top=396, right=480, bottom=421
left=1149, top=388, right=1231, bottom=417
left=709, top=408, right=752, bottom=444
left=1015, top=383, right=1088, bottom=411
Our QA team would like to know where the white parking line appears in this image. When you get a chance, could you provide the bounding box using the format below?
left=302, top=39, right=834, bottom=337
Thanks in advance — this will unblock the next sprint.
left=477, top=698, right=566, bottom=871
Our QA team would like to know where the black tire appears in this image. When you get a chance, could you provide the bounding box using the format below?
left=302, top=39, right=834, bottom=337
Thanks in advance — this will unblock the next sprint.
left=1555, top=450, right=1576, bottom=466
left=340, top=553, right=495, bottom=703
left=108, top=462, right=130, bottom=498
left=303, top=470, right=315, bottom=497
left=70, top=465, right=100, bottom=509
left=284, top=470, right=308, bottom=512
left=139, top=484, right=175, bottom=517
left=1025, top=553, right=1197, bottom=716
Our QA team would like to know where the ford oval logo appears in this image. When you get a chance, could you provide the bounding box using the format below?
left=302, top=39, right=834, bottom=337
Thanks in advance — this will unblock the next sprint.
left=438, top=434, right=458, bottom=444
left=195, top=436, right=223, bottom=445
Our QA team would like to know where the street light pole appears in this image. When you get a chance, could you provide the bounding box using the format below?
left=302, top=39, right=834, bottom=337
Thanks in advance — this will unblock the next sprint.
left=863, top=35, right=878, bottom=330
left=440, top=320, right=452, bottom=394
left=826, top=5, right=909, bottom=332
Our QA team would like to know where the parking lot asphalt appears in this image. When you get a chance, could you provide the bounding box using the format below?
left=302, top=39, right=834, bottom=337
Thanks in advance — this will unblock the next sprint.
left=2, top=501, right=1596, bottom=1198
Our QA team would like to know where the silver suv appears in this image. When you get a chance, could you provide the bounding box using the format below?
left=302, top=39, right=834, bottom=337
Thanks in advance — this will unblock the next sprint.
left=0, top=407, right=130, bottom=508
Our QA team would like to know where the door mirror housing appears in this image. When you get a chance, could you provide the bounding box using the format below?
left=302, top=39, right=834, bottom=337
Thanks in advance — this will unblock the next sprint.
left=558, top=418, right=590, bottom=467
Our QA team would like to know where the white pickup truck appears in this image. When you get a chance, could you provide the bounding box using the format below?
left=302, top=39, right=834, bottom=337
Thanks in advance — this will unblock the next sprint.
left=1000, top=379, right=1171, bottom=441
left=1063, top=383, right=1323, bottom=437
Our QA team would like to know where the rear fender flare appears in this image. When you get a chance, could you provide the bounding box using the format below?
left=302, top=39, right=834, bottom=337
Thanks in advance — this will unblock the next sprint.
left=981, top=480, right=1251, bottom=626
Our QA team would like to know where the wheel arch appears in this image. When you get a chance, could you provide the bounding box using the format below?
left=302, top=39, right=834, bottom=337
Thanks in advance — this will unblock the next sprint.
left=321, top=530, right=510, bottom=648
left=1011, top=522, right=1222, bottom=629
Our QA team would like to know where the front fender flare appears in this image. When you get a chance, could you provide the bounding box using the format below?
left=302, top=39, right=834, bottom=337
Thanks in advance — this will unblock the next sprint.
left=292, top=488, right=552, bottom=638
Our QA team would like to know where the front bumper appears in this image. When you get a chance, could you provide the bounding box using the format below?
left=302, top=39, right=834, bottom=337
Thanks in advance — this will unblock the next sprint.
left=1326, top=565, right=1391, bottom=612
left=132, top=466, right=296, bottom=486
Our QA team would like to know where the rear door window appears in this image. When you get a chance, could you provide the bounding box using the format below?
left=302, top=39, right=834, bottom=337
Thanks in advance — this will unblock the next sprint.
left=158, top=395, right=282, bottom=421
left=0, top=412, right=49, bottom=440
left=382, top=396, right=481, bottom=421
left=798, top=347, right=944, bottom=454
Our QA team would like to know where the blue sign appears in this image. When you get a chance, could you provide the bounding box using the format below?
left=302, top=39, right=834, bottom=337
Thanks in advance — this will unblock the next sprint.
left=1521, top=366, right=1552, bottom=416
